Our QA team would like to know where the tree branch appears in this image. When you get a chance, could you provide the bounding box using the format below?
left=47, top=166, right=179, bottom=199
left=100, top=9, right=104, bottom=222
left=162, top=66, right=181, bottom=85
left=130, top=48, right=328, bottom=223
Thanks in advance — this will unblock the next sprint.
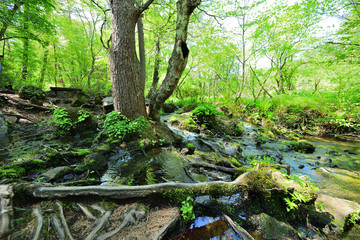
left=139, top=0, right=155, bottom=14
left=325, top=41, right=360, bottom=47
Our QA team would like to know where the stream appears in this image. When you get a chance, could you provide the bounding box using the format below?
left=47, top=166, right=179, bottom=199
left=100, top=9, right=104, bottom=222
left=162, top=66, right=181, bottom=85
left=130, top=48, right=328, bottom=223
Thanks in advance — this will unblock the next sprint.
left=1, top=111, right=360, bottom=239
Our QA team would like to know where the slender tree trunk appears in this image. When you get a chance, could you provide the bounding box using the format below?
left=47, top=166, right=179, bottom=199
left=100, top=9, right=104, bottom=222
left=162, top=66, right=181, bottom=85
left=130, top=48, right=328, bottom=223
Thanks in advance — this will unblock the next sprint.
left=21, top=25, right=29, bottom=81
left=54, top=44, right=58, bottom=87
left=109, top=0, right=146, bottom=119
left=40, top=43, right=49, bottom=84
left=146, top=37, right=160, bottom=100
left=148, top=0, right=201, bottom=121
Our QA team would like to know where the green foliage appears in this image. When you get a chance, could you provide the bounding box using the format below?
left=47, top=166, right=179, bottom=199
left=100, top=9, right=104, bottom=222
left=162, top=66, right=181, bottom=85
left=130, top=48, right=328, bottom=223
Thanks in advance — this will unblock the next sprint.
left=103, top=111, right=150, bottom=140
left=18, top=85, right=46, bottom=101
left=343, top=211, right=360, bottom=232
left=77, top=110, right=90, bottom=123
left=52, top=107, right=94, bottom=135
left=249, top=155, right=275, bottom=167
left=0, top=166, right=26, bottom=179
left=180, top=196, right=196, bottom=223
left=191, top=104, right=221, bottom=128
left=52, top=108, right=73, bottom=132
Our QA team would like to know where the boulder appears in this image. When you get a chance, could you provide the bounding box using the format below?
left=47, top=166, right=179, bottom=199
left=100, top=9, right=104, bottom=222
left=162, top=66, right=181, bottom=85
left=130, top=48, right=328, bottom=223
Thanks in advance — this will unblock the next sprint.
left=162, top=103, right=177, bottom=113
left=288, top=141, right=315, bottom=154
left=103, top=97, right=114, bottom=113
left=311, top=194, right=360, bottom=235
left=71, top=92, right=90, bottom=107
left=249, top=213, right=300, bottom=240
left=74, top=153, right=107, bottom=173
left=41, top=166, right=72, bottom=181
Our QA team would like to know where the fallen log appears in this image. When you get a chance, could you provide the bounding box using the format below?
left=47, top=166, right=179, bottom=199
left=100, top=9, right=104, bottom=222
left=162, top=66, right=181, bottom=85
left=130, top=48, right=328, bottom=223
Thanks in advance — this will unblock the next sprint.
left=0, top=93, right=53, bottom=111
left=29, top=172, right=254, bottom=200
left=3, top=112, right=39, bottom=124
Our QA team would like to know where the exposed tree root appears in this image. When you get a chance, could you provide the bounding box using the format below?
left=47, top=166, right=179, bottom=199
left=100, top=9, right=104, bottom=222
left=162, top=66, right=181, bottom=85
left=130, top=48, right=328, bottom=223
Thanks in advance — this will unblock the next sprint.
left=0, top=93, right=53, bottom=111
left=91, top=204, right=106, bottom=215
left=96, top=208, right=143, bottom=240
left=55, top=201, right=75, bottom=240
left=152, top=214, right=179, bottom=240
left=198, top=139, right=227, bottom=162
left=84, top=211, right=111, bottom=240
left=223, top=215, right=254, bottom=240
left=32, top=207, right=43, bottom=240
left=77, top=203, right=97, bottom=220
left=3, top=112, right=39, bottom=124
left=188, top=162, right=236, bottom=174
left=50, top=213, right=65, bottom=240
left=0, top=185, right=13, bottom=238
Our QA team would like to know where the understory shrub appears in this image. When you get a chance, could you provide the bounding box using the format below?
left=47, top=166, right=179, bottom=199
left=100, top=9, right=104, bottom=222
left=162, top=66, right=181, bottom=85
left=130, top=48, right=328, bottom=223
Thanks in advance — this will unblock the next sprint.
left=103, top=111, right=150, bottom=140
left=52, top=107, right=96, bottom=135
left=18, top=85, right=46, bottom=101
left=191, top=104, right=221, bottom=128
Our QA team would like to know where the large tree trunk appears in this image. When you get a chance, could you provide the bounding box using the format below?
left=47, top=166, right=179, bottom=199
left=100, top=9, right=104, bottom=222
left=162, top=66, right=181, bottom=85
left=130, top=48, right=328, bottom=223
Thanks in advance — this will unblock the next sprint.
left=148, top=0, right=201, bottom=121
left=109, top=0, right=146, bottom=119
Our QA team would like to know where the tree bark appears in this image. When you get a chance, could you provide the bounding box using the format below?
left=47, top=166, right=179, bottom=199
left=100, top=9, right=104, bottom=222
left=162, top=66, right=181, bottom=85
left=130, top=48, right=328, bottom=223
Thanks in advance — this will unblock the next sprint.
left=148, top=0, right=201, bottom=121
left=109, top=0, right=146, bottom=119
left=137, top=12, right=146, bottom=88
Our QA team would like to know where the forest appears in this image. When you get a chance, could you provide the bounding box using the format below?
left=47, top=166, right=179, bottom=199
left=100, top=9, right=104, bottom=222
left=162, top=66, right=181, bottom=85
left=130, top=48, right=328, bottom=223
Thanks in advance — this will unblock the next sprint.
left=0, top=0, right=359, bottom=239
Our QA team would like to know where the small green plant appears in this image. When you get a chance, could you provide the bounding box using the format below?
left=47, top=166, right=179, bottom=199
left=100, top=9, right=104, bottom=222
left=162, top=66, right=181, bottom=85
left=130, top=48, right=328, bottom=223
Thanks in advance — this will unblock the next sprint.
left=180, top=196, right=196, bottom=223
left=52, top=107, right=73, bottom=132
left=77, top=110, right=90, bottom=122
left=103, top=111, right=150, bottom=140
left=250, top=156, right=275, bottom=167
left=52, top=107, right=93, bottom=135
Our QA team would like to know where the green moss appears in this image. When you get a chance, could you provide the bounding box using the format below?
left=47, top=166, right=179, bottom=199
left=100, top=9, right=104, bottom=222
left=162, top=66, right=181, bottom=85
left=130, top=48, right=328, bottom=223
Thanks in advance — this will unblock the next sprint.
left=182, top=118, right=199, bottom=132
left=161, top=184, right=242, bottom=204
left=0, top=166, right=26, bottom=179
left=71, top=148, right=92, bottom=156
left=288, top=141, right=315, bottom=154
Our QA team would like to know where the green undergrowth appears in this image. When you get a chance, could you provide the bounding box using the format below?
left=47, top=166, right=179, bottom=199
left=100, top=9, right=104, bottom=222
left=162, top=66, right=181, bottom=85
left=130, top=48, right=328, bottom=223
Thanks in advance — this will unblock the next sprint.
left=103, top=111, right=151, bottom=141
left=238, top=91, right=360, bottom=136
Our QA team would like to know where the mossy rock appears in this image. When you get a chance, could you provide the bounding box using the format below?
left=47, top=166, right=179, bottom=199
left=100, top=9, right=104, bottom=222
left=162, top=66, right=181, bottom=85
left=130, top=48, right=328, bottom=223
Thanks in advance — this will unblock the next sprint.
left=74, top=153, right=107, bottom=173
left=53, top=107, right=97, bottom=135
left=71, top=92, right=90, bottom=107
left=185, top=142, right=195, bottom=155
left=19, top=85, right=45, bottom=101
left=249, top=213, right=301, bottom=240
left=288, top=141, right=315, bottom=154
left=215, top=116, right=244, bottom=136
left=162, top=103, right=177, bottom=113
left=180, top=118, right=199, bottom=133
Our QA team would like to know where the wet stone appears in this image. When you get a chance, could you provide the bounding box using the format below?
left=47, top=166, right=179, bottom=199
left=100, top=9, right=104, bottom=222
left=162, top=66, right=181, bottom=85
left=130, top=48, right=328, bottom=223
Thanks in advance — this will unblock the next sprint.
left=42, top=166, right=72, bottom=181
left=249, top=213, right=300, bottom=240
